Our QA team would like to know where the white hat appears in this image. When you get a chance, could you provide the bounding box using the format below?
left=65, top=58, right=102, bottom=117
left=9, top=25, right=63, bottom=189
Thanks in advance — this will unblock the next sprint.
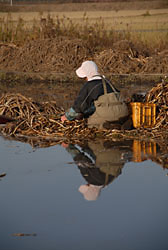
left=76, top=61, right=99, bottom=79
left=78, top=184, right=102, bottom=201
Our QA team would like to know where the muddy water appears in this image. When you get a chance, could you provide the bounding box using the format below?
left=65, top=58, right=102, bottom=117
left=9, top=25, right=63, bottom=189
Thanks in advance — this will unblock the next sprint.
left=0, top=135, right=168, bottom=250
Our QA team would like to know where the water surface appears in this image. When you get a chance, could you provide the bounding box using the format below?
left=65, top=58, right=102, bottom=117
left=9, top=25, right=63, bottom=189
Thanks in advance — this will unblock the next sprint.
left=0, top=136, right=168, bottom=250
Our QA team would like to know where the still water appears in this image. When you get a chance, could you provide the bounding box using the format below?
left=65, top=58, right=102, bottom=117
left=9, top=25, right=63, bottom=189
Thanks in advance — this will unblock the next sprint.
left=0, top=135, right=168, bottom=250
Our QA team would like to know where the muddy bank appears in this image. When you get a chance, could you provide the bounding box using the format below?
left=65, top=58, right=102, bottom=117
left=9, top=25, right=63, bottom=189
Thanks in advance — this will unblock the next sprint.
left=0, top=80, right=168, bottom=149
left=0, top=74, right=163, bottom=112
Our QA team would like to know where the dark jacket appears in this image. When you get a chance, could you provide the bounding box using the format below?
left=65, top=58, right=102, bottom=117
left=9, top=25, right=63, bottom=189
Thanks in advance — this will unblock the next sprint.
left=65, top=143, right=125, bottom=187
left=72, top=79, right=117, bottom=115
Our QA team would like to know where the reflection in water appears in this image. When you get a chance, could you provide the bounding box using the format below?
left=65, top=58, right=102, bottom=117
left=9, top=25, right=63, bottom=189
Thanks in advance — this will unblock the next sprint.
left=65, top=141, right=128, bottom=201
left=0, top=135, right=168, bottom=250
left=132, top=140, right=157, bottom=162
left=62, top=139, right=167, bottom=201
left=132, top=140, right=168, bottom=169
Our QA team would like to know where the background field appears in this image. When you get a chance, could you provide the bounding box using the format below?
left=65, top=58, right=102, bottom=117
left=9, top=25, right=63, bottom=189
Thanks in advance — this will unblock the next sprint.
left=1, top=1, right=168, bottom=42
left=1, top=8, right=168, bottom=27
left=1, top=0, right=168, bottom=12
left=0, top=0, right=168, bottom=81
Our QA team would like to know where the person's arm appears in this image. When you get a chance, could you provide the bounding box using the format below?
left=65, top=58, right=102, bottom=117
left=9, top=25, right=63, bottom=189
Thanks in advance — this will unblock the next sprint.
left=72, top=82, right=89, bottom=113
left=61, top=82, right=89, bottom=122
left=65, top=107, right=81, bottom=121
left=61, top=107, right=81, bottom=122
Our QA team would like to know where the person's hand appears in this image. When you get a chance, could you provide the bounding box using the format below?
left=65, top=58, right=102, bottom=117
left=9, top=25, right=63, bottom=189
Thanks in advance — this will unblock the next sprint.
left=61, top=114, right=67, bottom=122
left=61, top=142, right=69, bottom=148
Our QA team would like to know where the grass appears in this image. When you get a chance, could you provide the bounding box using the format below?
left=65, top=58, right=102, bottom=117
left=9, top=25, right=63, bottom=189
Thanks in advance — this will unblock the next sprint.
left=0, top=7, right=168, bottom=48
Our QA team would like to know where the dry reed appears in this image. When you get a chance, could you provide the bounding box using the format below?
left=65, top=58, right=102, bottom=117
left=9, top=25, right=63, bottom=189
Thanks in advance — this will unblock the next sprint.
left=146, top=80, right=168, bottom=129
left=0, top=81, right=168, bottom=147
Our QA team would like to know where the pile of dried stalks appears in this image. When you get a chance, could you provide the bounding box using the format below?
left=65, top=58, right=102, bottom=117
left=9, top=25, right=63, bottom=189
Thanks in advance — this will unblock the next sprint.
left=95, top=47, right=168, bottom=74
left=0, top=93, right=99, bottom=143
left=146, top=81, right=168, bottom=129
left=0, top=81, right=168, bottom=147
left=0, top=38, right=90, bottom=73
left=1, top=39, right=168, bottom=75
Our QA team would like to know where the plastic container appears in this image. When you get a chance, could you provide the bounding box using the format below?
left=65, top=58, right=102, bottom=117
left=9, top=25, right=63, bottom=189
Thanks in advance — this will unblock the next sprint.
left=130, top=102, right=156, bottom=128
left=132, top=140, right=157, bottom=162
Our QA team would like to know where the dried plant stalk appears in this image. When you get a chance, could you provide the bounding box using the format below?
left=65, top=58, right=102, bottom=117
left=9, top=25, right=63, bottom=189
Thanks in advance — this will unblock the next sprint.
left=146, top=81, right=168, bottom=129
left=0, top=88, right=168, bottom=148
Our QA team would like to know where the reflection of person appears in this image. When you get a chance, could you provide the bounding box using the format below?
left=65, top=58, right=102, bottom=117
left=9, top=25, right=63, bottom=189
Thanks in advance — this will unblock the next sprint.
left=62, top=140, right=131, bottom=201
left=61, top=60, right=128, bottom=129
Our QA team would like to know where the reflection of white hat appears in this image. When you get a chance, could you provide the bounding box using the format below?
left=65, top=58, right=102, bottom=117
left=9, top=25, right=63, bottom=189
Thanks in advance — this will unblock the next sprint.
left=79, top=184, right=102, bottom=201
left=76, top=61, right=99, bottom=79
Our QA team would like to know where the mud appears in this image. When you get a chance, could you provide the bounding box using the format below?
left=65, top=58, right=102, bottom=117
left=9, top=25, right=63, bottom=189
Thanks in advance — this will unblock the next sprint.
left=0, top=81, right=81, bottom=110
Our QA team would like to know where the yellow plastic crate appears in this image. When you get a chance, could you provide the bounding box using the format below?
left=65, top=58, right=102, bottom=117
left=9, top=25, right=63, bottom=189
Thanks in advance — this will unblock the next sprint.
left=130, top=102, right=156, bottom=128
left=132, top=140, right=157, bottom=162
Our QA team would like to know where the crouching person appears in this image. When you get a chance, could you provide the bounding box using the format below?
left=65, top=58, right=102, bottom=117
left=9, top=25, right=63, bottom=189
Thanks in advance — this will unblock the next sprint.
left=61, top=60, right=129, bottom=129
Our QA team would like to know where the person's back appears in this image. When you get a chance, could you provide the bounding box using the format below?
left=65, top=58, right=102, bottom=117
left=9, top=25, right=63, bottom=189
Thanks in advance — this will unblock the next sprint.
left=61, top=60, right=128, bottom=128
left=72, top=77, right=115, bottom=117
